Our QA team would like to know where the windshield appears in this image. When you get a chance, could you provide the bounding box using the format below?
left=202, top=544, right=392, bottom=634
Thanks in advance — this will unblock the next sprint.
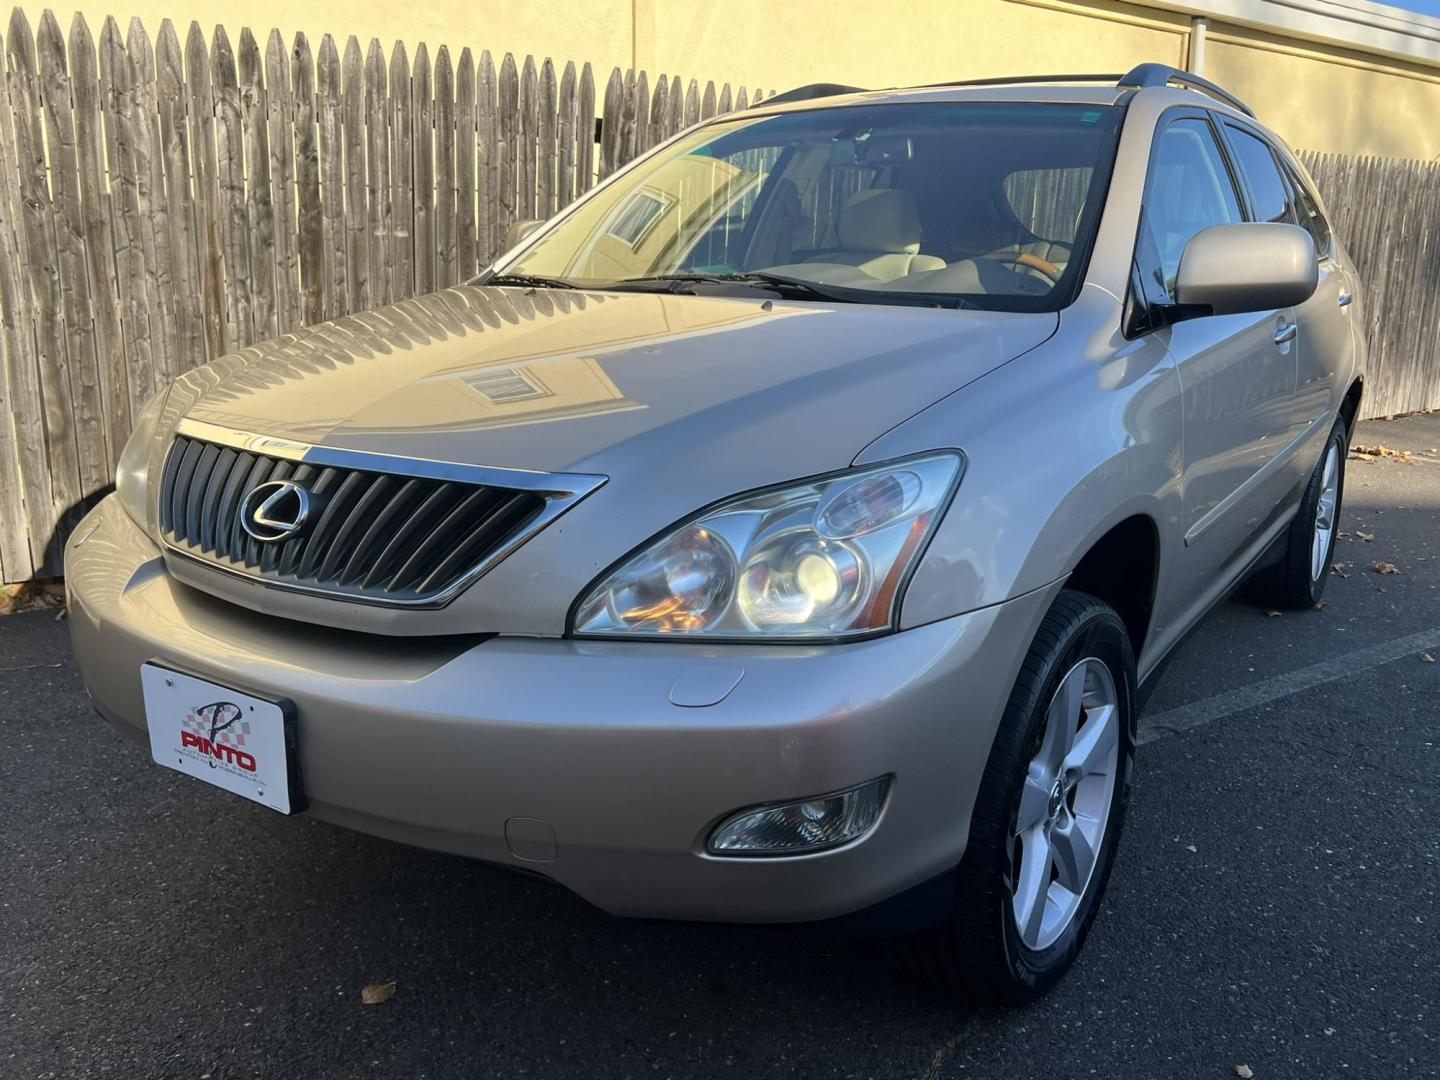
left=499, top=101, right=1123, bottom=311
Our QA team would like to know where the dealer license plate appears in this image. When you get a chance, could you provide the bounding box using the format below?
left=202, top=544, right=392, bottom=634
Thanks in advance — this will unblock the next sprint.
left=141, top=664, right=299, bottom=814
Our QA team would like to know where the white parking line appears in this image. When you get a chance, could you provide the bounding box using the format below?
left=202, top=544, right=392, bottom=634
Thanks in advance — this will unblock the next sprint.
left=1138, top=625, right=1440, bottom=746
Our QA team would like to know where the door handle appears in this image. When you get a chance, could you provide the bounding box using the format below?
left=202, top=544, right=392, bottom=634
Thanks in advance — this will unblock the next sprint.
left=1273, top=322, right=1297, bottom=345
left=1337, top=291, right=1353, bottom=307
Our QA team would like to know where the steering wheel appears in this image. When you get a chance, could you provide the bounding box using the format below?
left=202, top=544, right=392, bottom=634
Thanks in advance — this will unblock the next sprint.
left=986, top=251, right=1063, bottom=283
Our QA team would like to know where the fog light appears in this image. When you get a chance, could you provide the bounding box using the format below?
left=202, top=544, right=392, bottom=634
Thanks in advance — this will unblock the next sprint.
left=706, top=777, right=890, bottom=856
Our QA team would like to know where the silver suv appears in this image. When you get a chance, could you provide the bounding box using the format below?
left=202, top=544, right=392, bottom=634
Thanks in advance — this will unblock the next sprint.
left=67, top=63, right=1363, bottom=1002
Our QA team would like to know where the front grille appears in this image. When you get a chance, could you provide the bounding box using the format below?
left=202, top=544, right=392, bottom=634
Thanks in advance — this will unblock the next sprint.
left=158, top=435, right=548, bottom=604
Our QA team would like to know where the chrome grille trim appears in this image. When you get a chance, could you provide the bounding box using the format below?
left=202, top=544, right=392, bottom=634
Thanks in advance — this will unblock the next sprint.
left=157, top=420, right=606, bottom=608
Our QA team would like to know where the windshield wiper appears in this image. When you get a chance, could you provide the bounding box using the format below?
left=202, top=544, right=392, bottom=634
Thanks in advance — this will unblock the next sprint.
left=607, top=271, right=965, bottom=308
left=607, top=271, right=864, bottom=303
left=476, top=272, right=578, bottom=290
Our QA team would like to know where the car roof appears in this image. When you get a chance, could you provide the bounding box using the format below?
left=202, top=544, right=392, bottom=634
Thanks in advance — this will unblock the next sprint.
left=748, top=67, right=1256, bottom=124
left=756, top=84, right=1129, bottom=111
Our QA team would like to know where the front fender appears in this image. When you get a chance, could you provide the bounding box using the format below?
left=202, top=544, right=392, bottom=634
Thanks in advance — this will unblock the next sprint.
left=861, top=289, right=1183, bottom=633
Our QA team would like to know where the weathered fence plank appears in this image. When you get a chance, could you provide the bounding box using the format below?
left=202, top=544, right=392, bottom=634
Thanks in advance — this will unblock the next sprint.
left=599, top=65, right=621, bottom=180
left=183, top=23, right=223, bottom=358
left=412, top=43, right=433, bottom=294
left=128, top=20, right=178, bottom=387
left=316, top=35, right=343, bottom=318
left=497, top=52, right=516, bottom=245
left=101, top=16, right=156, bottom=417
left=71, top=15, right=126, bottom=459
left=212, top=28, right=250, bottom=346
left=341, top=37, right=367, bottom=314
left=240, top=29, right=277, bottom=342
left=537, top=58, right=556, bottom=222
left=577, top=61, right=594, bottom=194
left=156, top=21, right=202, bottom=374
left=476, top=49, right=495, bottom=258
left=9, top=8, right=81, bottom=565
left=0, top=19, right=44, bottom=578
left=556, top=59, right=575, bottom=210
left=40, top=13, right=107, bottom=496
left=293, top=32, right=321, bottom=326
left=266, top=29, right=299, bottom=334
left=435, top=45, right=456, bottom=287
left=388, top=42, right=412, bottom=300
left=365, top=39, right=390, bottom=308
left=456, top=48, right=477, bottom=279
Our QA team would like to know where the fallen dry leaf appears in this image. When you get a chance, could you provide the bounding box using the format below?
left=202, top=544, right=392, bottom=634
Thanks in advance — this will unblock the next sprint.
left=1375, top=562, right=1401, bottom=575
left=1265, top=610, right=1283, bottom=618
left=1423, top=653, right=1436, bottom=664
left=1236, top=1066, right=1255, bottom=1080
left=0, top=581, right=65, bottom=617
left=361, top=980, right=396, bottom=1006
left=1184, top=844, right=1198, bottom=853
left=1355, top=531, right=1375, bottom=542
left=1331, top=562, right=1350, bottom=578
left=1350, top=443, right=1414, bottom=464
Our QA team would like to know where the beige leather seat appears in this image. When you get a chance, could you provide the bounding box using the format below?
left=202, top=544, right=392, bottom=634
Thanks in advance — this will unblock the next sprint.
left=806, top=189, right=945, bottom=281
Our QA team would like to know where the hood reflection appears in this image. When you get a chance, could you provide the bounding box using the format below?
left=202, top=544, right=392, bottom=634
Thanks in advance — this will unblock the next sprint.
left=178, top=284, right=799, bottom=443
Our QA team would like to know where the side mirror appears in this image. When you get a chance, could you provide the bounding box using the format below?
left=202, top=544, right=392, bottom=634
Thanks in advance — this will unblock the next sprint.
left=505, top=218, right=546, bottom=250
left=1174, top=222, right=1318, bottom=316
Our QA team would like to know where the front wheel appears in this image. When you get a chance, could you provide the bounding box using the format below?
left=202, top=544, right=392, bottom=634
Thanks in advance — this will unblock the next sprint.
left=895, top=590, right=1136, bottom=1004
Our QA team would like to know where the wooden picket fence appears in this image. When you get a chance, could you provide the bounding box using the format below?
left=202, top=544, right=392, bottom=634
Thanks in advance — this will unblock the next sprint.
left=2, top=14, right=1439, bottom=585
left=1298, top=150, right=1440, bottom=422
left=0, top=9, right=766, bottom=582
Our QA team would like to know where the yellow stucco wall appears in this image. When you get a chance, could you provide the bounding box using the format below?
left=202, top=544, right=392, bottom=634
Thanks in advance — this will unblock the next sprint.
left=17, top=0, right=637, bottom=78
left=1204, top=24, right=1440, bottom=159
left=636, top=0, right=1188, bottom=92
left=18, top=0, right=1440, bottom=158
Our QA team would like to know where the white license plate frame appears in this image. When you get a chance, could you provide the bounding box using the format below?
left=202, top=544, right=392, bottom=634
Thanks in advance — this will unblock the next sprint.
left=141, top=663, right=303, bottom=815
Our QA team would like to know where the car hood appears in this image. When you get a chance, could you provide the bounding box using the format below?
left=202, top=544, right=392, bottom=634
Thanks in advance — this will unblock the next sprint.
left=175, top=286, right=1056, bottom=482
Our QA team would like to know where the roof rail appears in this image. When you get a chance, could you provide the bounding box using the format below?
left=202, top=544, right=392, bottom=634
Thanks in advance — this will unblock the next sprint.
left=928, top=73, right=1125, bottom=89
left=1117, top=62, right=1255, bottom=117
left=759, top=82, right=866, bottom=107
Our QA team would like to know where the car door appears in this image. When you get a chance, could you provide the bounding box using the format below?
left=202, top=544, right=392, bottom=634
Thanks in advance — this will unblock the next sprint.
left=1275, top=145, right=1354, bottom=437
left=1136, top=111, right=1300, bottom=631
left=1218, top=120, right=1337, bottom=449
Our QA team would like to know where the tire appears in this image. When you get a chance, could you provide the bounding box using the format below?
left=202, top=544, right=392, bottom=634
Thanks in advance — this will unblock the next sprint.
left=1246, top=415, right=1349, bottom=610
left=894, top=590, right=1137, bottom=1005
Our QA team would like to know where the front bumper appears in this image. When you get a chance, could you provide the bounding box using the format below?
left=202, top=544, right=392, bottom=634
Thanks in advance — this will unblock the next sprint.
left=66, top=496, right=1056, bottom=923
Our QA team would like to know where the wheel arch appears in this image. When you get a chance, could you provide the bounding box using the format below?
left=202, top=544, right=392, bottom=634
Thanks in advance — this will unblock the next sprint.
left=1063, top=513, right=1161, bottom=660
left=1340, top=376, right=1363, bottom=431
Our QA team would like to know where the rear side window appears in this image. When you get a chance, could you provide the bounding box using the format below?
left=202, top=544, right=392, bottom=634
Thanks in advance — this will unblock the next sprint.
left=1141, top=116, right=1244, bottom=296
left=1224, top=125, right=1297, bottom=226
left=1279, top=159, right=1333, bottom=259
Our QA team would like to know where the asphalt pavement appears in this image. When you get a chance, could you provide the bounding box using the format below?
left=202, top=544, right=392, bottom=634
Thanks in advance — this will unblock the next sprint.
left=2, top=415, right=1438, bottom=1080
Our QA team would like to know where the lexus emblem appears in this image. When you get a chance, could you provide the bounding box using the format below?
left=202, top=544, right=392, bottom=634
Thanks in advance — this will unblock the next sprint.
left=240, top=480, right=312, bottom=543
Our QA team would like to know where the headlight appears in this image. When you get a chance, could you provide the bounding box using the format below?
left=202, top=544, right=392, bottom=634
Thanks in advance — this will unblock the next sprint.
left=115, top=390, right=170, bottom=532
left=573, top=453, right=962, bottom=640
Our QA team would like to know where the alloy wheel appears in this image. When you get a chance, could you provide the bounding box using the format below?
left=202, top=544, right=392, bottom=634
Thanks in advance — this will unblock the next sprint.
left=1010, top=657, right=1120, bottom=951
left=1311, top=442, right=1341, bottom=583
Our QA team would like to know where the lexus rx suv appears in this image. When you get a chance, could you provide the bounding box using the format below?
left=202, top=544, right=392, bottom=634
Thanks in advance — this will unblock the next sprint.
left=67, top=63, right=1364, bottom=1002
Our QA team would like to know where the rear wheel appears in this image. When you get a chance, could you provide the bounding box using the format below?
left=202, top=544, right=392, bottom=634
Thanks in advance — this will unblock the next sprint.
left=895, top=590, right=1136, bottom=1004
left=1246, top=416, right=1348, bottom=609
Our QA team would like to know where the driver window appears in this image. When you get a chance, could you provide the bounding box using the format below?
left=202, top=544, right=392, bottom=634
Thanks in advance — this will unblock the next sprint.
left=1142, top=117, right=1244, bottom=297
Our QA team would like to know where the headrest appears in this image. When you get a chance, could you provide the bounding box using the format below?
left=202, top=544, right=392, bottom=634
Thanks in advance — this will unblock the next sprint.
left=838, top=189, right=923, bottom=254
